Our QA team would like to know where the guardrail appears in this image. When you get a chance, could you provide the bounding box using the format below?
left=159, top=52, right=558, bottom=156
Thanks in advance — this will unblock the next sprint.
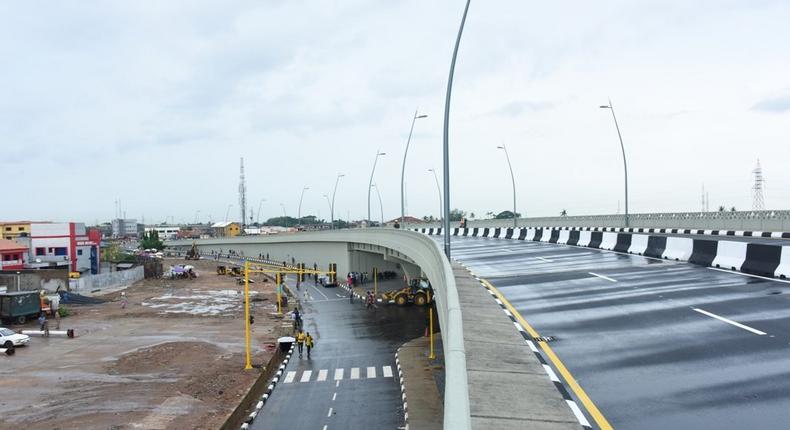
left=167, top=229, right=471, bottom=430
left=406, top=210, right=790, bottom=231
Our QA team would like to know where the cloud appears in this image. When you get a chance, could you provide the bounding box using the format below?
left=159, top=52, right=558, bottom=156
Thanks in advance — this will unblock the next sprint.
left=751, top=94, right=790, bottom=113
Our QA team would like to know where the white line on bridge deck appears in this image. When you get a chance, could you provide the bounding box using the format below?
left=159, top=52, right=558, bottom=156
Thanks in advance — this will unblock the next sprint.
left=692, top=308, right=767, bottom=335
left=535, top=256, right=553, bottom=262
left=589, top=272, right=618, bottom=282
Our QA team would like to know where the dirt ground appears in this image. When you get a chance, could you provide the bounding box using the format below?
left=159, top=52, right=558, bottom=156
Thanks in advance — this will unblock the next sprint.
left=0, top=257, right=289, bottom=430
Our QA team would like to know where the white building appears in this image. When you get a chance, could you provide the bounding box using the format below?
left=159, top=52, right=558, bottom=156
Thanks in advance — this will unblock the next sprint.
left=28, top=222, right=101, bottom=274
left=111, top=218, right=139, bottom=238
left=144, top=225, right=181, bottom=240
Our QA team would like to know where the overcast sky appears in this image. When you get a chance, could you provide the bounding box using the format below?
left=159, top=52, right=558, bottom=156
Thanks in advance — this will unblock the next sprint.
left=2, top=0, right=789, bottom=225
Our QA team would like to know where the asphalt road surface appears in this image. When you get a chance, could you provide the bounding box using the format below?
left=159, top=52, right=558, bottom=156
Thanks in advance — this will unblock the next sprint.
left=445, top=236, right=790, bottom=430
left=252, top=279, right=426, bottom=430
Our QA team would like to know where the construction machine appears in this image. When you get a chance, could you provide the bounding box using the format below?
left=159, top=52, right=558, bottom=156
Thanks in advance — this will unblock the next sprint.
left=381, top=278, right=433, bottom=306
left=185, top=242, right=200, bottom=260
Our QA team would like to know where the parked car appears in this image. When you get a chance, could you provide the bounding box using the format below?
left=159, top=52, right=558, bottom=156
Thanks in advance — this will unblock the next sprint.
left=0, top=327, right=30, bottom=348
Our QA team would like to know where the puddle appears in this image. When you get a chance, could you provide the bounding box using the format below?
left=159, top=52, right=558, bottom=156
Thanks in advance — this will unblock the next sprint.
left=142, top=289, right=259, bottom=316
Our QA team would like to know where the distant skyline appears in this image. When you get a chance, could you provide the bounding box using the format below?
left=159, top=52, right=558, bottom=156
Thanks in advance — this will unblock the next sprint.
left=2, top=1, right=789, bottom=225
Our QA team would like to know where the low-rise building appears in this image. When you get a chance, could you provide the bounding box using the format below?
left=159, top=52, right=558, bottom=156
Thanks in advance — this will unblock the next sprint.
left=0, top=239, right=28, bottom=271
left=28, top=222, right=101, bottom=274
left=144, top=225, right=181, bottom=240
left=0, top=221, right=32, bottom=240
left=111, top=218, right=139, bottom=238
left=212, top=222, right=241, bottom=237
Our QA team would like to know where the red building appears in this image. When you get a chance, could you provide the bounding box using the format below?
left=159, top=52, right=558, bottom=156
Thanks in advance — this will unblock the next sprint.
left=0, top=239, right=28, bottom=271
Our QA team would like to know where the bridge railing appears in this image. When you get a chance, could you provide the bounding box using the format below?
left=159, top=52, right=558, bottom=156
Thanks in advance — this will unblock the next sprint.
left=406, top=210, right=790, bottom=231
left=167, top=229, right=471, bottom=430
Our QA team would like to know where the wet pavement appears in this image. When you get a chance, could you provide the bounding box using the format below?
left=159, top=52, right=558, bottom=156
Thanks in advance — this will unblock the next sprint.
left=444, top=236, right=790, bottom=430
left=252, top=278, right=428, bottom=430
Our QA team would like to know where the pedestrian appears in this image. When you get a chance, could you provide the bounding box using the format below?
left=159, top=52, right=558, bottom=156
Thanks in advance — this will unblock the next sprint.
left=349, top=283, right=354, bottom=303
left=120, top=292, right=128, bottom=309
left=347, top=274, right=353, bottom=288
left=305, top=332, right=314, bottom=359
left=303, top=288, right=309, bottom=302
left=296, top=330, right=306, bottom=358
left=38, top=313, right=49, bottom=337
left=55, top=308, right=61, bottom=330
left=291, top=307, right=302, bottom=332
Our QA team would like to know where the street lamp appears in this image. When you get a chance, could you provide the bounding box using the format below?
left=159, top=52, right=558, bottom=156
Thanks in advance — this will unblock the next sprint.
left=428, top=168, right=442, bottom=223
left=442, top=0, right=472, bottom=258
left=331, top=173, right=344, bottom=229
left=600, top=98, right=630, bottom=227
left=280, top=203, right=288, bottom=228
left=401, top=109, right=428, bottom=226
left=323, top=194, right=332, bottom=224
left=256, top=198, right=266, bottom=225
left=367, top=150, right=386, bottom=226
left=497, top=145, right=517, bottom=228
left=297, top=186, right=310, bottom=225
left=372, top=184, right=384, bottom=226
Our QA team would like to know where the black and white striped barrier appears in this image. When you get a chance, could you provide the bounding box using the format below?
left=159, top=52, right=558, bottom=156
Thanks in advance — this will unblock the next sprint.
left=21, top=329, right=75, bottom=338
left=0, top=347, right=14, bottom=356
left=240, top=343, right=296, bottom=430
left=417, top=227, right=790, bottom=279
left=395, top=350, right=409, bottom=430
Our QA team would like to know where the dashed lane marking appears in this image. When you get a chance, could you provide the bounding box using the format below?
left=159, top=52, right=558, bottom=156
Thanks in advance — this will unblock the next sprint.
left=588, top=272, right=617, bottom=282
left=535, top=256, right=554, bottom=262
left=692, top=307, right=767, bottom=335
left=327, top=407, right=333, bottom=417
left=707, top=267, right=790, bottom=284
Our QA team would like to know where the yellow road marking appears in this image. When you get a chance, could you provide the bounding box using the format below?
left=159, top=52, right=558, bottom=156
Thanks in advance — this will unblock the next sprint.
left=481, top=278, right=614, bottom=430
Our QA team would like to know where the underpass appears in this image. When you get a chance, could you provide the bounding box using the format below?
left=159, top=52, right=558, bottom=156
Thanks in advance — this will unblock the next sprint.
left=445, top=235, right=790, bottom=430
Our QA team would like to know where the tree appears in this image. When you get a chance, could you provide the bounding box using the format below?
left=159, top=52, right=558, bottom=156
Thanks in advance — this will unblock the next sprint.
left=560, top=209, right=567, bottom=217
left=718, top=205, right=725, bottom=212
left=495, top=210, right=521, bottom=219
left=422, top=215, right=437, bottom=222
left=140, top=230, right=164, bottom=251
left=730, top=206, right=737, bottom=212
left=449, top=209, right=466, bottom=222
left=469, top=212, right=475, bottom=219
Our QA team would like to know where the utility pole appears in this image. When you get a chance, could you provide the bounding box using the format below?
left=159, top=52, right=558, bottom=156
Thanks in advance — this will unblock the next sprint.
left=239, top=157, right=247, bottom=231
left=401, top=109, right=428, bottom=226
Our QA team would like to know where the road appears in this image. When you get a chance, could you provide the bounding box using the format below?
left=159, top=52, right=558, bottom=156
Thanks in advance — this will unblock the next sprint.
left=252, top=279, right=426, bottom=430
left=444, top=236, right=790, bottom=430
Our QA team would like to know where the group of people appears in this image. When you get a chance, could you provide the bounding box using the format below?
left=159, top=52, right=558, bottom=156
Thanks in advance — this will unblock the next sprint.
left=291, top=307, right=314, bottom=359
left=345, top=272, right=367, bottom=287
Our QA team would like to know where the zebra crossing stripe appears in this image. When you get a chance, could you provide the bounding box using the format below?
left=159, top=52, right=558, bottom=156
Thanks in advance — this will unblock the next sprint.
left=284, top=371, right=296, bottom=384
left=350, top=367, right=360, bottom=379
left=334, top=368, right=344, bottom=380
left=300, top=370, right=312, bottom=382
left=317, top=369, right=328, bottom=382
left=367, top=366, right=376, bottom=378
left=383, top=365, right=393, bottom=378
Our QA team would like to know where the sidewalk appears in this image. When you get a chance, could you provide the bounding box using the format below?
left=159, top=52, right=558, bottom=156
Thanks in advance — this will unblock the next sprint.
left=398, top=334, right=444, bottom=430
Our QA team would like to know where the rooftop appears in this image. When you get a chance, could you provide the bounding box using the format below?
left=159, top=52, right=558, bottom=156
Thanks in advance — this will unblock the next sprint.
left=0, top=239, right=28, bottom=252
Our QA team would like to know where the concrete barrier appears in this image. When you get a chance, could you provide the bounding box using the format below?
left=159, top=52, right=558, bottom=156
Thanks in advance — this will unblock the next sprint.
left=628, top=234, right=649, bottom=255
left=689, top=239, right=719, bottom=267
left=662, top=237, right=694, bottom=261
left=775, top=247, right=790, bottom=279
left=557, top=230, right=570, bottom=245
left=711, top=241, right=747, bottom=271
left=600, top=232, right=618, bottom=250
left=588, top=231, right=603, bottom=249
left=577, top=231, right=592, bottom=247
left=742, top=243, right=783, bottom=277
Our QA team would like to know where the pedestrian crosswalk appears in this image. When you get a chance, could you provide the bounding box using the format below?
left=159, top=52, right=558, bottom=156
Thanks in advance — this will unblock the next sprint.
left=284, top=366, right=395, bottom=384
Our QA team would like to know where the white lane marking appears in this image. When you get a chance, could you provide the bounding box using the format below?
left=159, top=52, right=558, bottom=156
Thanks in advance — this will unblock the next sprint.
left=707, top=267, right=790, bottom=284
left=334, top=368, right=344, bottom=380
left=692, top=308, right=767, bottom=335
left=317, top=369, right=328, bottom=381
left=323, top=426, right=328, bottom=430
left=535, top=256, right=553, bottom=262
left=566, top=400, right=592, bottom=427
left=382, top=365, right=393, bottom=378
left=327, top=407, right=333, bottom=417
left=542, top=364, right=560, bottom=382
left=335, top=293, right=343, bottom=298
left=367, top=366, right=376, bottom=378
left=300, top=370, right=312, bottom=382
left=336, top=380, right=340, bottom=387
left=310, top=285, right=330, bottom=300
left=284, top=371, right=296, bottom=383
left=332, top=392, right=337, bottom=401
left=588, top=272, right=617, bottom=282
left=350, top=367, right=360, bottom=379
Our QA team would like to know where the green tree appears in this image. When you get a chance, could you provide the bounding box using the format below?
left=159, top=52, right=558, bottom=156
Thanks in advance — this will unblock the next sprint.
left=140, top=230, right=164, bottom=250
left=449, top=209, right=466, bottom=222
left=495, top=210, right=521, bottom=219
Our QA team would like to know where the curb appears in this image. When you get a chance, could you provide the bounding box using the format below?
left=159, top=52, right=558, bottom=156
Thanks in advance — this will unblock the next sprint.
left=239, top=343, right=296, bottom=430
left=395, top=349, right=409, bottom=430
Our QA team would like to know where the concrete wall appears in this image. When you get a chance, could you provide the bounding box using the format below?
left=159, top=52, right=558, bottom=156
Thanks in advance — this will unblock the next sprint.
left=0, top=270, right=69, bottom=292
left=70, top=266, right=144, bottom=293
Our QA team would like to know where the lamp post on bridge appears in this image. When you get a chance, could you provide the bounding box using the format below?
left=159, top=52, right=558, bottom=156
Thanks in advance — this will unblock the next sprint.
left=367, top=150, right=386, bottom=227
left=428, top=168, right=442, bottom=223
left=600, top=99, right=630, bottom=228
left=497, top=144, right=518, bottom=228
left=297, top=186, right=310, bottom=226
left=371, top=183, right=384, bottom=226
left=400, top=109, right=428, bottom=227
left=330, top=173, right=344, bottom=229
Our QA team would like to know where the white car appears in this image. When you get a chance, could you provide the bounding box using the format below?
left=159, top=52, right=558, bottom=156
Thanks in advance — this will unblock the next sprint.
left=0, top=327, right=30, bottom=348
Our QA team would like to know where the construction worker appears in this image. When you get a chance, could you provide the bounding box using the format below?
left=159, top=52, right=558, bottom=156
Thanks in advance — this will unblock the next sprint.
left=305, top=332, right=314, bottom=359
left=296, top=330, right=306, bottom=358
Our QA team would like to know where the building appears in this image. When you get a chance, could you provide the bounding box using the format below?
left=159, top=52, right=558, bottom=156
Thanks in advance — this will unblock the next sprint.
left=144, top=225, right=181, bottom=240
left=211, top=222, right=241, bottom=237
left=0, top=221, right=32, bottom=240
left=111, top=218, right=139, bottom=238
left=28, top=222, right=101, bottom=274
left=0, top=239, right=28, bottom=271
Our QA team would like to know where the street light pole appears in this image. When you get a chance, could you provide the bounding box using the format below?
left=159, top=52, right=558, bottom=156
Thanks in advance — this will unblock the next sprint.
left=372, top=184, right=384, bottom=226
left=428, top=168, right=442, bottom=222
left=323, top=194, right=332, bottom=226
left=280, top=203, right=288, bottom=228
left=497, top=145, right=517, bottom=228
left=442, top=0, right=472, bottom=258
left=367, top=150, right=386, bottom=226
left=297, top=186, right=310, bottom=225
left=256, top=198, right=266, bottom=225
left=600, top=98, right=629, bottom=227
left=401, top=109, right=428, bottom=226
left=331, top=173, right=344, bottom=229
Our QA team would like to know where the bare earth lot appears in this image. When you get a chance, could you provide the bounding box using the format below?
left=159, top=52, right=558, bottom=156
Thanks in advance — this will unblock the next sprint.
left=0, top=258, right=282, bottom=430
